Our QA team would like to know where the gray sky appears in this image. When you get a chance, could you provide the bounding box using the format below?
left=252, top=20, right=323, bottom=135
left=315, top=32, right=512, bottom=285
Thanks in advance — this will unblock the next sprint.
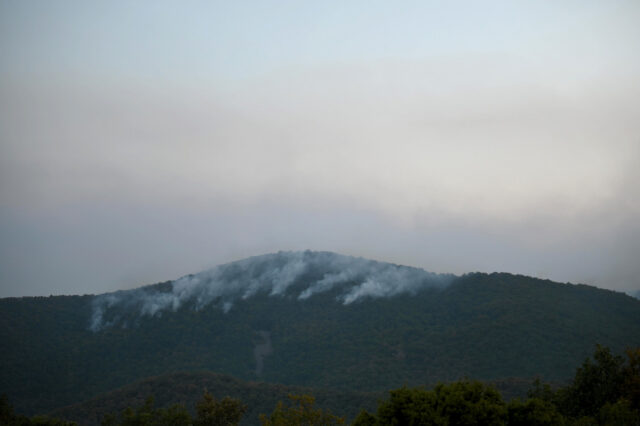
left=1, top=1, right=639, bottom=297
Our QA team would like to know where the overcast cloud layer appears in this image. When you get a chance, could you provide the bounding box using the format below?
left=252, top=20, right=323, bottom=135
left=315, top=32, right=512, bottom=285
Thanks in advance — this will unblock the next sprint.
left=1, top=1, right=639, bottom=297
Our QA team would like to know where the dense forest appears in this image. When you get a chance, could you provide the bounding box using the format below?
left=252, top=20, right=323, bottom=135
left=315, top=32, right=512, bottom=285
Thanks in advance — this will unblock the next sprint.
left=2, top=346, right=638, bottom=425
left=48, top=371, right=379, bottom=426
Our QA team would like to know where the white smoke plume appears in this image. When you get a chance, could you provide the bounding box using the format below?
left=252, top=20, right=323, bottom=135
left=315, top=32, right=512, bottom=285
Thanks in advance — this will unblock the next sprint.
left=89, top=251, right=453, bottom=331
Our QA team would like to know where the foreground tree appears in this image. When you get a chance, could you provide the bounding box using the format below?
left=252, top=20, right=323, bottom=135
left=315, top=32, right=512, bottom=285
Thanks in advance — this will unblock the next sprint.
left=194, top=391, right=246, bottom=426
left=354, top=381, right=507, bottom=426
left=101, top=396, right=191, bottom=426
left=622, top=348, right=640, bottom=411
left=507, top=398, right=565, bottom=426
left=1, top=394, right=77, bottom=426
left=559, top=345, right=625, bottom=418
left=527, top=345, right=640, bottom=425
left=260, top=394, right=344, bottom=426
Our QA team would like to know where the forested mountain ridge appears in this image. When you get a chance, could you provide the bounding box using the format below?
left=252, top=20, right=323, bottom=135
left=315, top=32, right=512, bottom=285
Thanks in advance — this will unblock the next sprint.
left=1, top=251, right=639, bottom=416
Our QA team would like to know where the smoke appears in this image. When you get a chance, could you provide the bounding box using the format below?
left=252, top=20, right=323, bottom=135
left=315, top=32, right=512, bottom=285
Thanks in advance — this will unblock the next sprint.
left=89, top=250, right=453, bottom=331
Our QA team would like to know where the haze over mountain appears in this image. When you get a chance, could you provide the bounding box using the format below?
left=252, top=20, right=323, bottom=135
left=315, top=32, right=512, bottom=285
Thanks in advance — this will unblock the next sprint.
left=90, top=251, right=452, bottom=331
left=2, top=251, right=639, bottom=417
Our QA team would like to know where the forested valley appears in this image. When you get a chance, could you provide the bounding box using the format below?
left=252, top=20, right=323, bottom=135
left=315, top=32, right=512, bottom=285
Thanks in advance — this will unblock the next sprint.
left=2, top=345, right=639, bottom=425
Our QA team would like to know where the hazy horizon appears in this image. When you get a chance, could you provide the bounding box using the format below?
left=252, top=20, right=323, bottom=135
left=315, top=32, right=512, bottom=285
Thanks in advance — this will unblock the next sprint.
left=1, top=1, right=639, bottom=297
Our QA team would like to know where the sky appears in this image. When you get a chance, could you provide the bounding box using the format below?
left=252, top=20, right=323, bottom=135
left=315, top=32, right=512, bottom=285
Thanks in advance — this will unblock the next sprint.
left=1, top=0, right=639, bottom=297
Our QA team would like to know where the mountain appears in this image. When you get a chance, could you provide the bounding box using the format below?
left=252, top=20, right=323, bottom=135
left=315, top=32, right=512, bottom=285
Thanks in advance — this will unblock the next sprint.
left=1, top=250, right=639, bottom=417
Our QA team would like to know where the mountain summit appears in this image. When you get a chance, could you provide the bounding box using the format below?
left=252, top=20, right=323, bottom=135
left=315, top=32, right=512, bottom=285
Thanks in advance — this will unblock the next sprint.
left=90, top=250, right=451, bottom=331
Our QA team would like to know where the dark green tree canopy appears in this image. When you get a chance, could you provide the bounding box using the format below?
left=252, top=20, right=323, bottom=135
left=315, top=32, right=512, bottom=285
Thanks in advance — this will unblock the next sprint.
left=355, top=381, right=507, bottom=426
left=259, top=394, right=344, bottom=426
left=194, top=392, right=246, bottom=426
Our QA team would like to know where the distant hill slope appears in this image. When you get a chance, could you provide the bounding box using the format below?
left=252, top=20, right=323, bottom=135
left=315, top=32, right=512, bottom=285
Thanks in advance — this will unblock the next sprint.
left=1, top=251, right=639, bottom=415
left=48, top=371, right=380, bottom=426
left=47, top=371, right=535, bottom=426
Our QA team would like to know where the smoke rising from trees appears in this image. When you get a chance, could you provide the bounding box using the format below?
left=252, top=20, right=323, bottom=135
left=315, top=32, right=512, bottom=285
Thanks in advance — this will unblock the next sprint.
left=90, top=251, right=452, bottom=331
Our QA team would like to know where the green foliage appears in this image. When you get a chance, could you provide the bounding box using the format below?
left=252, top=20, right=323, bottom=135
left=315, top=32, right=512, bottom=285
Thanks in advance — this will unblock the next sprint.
left=357, top=381, right=507, bottom=426
left=597, top=400, right=640, bottom=425
left=622, top=348, right=640, bottom=411
left=0, top=394, right=77, bottom=426
left=100, top=396, right=191, bottom=426
left=157, top=404, right=192, bottom=426
left=559, top=345, right=625, bottom=418
left=50, top=371, right=376, bottom=425
left=351, top=410, right=377, bottom=426
left=523, top=345, right=640, bottom=425
left=375, top=387, right=441, bottom=425
left=194, top=391, right=246, bottom=426
left=507, top=398, right=565, bottom=426
left=526, top=379, right=558, bottom=405
left=355, top=346, right=640, bottom=426
left=259, top=394, right=344, bottom=425
left=435, top=381, right=507, bottom=425
left=9, top=345, right=640, bottom=425
left=99, top=391, right=244, bottom=426
left=1, top=394, right=15, bottom=425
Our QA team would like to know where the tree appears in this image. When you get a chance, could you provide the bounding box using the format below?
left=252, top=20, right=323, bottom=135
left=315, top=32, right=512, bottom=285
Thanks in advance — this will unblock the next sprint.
left=434, top=381, right=507, bottom=425
left=99, top=396, right=192, bottom=426
left=526, top=345, right=640, bottom=424
left=157, top=404, right=192, bottom=426
left=1, top=394, right=15, bottom=425
left=194, top=391, right=246, bottom=426
left=1, top=394, right=77, bottom=426
left=100, top=391, right=244, bottom=426
left=597, top=399, right=640, bottom=425
left=559, top=345, right=625, bottom=418
left=354, top=381, right=507, bottom=426
left=507, top=398, right=565, bottom=426
left=351, top=410, right=377, bottom=426
left=622, top=347, right=640, bottom=411
left=527, top=378, right=558, bottom=405
left=259, top=394, right=344, bottom=426
left=374, top=386, right=441, bottom=426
